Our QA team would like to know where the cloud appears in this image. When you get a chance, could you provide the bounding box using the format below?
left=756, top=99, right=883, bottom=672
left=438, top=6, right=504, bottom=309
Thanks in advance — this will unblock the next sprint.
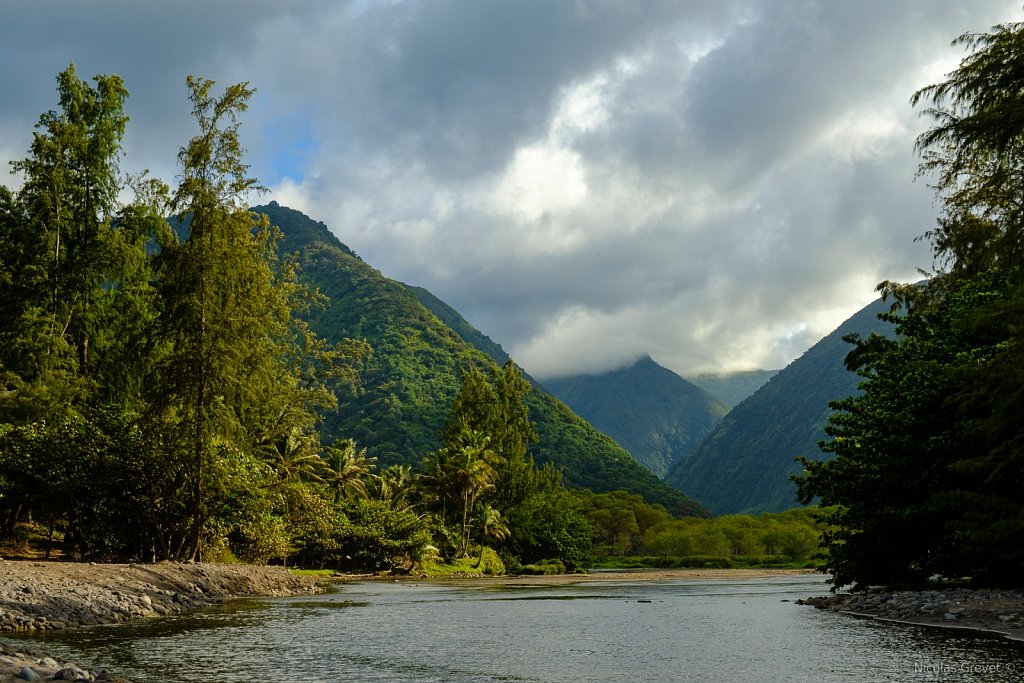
left=2, top=0, right=1020, bottom=380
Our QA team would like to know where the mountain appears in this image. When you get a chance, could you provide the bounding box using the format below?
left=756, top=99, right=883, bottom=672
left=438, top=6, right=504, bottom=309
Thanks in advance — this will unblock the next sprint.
left=256, top=202, right=705, bottom=516
left=405, top=285, right=510, bottom=368
left=541, top=356, right=729, bottom=478
left=664, top=297, right=894, bottom=515
left=686, top=369, right=780, bottom=408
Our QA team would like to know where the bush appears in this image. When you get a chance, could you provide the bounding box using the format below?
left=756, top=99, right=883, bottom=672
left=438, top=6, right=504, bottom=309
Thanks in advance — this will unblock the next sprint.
left=519, top=559, right=567, bottom=575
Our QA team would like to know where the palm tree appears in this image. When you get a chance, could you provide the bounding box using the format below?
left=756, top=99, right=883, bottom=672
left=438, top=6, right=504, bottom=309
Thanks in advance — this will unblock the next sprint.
left=378, top=463, right=416, bottom=512
left=267, top=426, right=326, bottom=486
left=474, top=503, right=509, bottom=568
left=420, top=446, right=459, bottom=522
left=449, top=428, right=497, bottom=557
left=323, top=438, right=376, bottom=504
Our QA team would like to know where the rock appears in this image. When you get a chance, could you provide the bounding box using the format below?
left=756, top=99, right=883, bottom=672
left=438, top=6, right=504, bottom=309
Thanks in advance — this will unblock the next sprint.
left=15, top=668, right=42, bottom=681
left=54, top=666, right=88, bottom=680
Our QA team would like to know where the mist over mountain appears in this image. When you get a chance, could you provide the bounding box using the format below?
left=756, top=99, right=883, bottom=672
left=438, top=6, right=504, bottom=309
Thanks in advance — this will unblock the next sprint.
left=664, top=296, right=895, bottom=514
left=542, top=356, right=729, bottom=478
left=686, top=369, right=780, bottom=408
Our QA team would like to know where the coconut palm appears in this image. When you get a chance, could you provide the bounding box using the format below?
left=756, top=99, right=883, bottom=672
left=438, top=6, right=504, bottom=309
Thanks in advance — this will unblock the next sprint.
left=420, top=445, right=460, bottom=522
left=474, top=503, right=509, bottom=568
left=448, top=428, right=497, bottom=557
left=322, top=438, right=376, bottom=504
left=377, top=463, right=416, bottom=512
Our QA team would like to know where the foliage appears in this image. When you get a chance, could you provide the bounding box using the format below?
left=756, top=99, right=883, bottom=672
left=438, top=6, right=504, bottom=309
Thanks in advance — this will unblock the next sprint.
left=578, top=491, right=825, bottom=566
left=331, top=498, right=431, bottom=572
left=0, top=70, right=370, bottom=568
left=795, top=19, right=1024, bottom=590
left=666, top=297, right=894, bottom=514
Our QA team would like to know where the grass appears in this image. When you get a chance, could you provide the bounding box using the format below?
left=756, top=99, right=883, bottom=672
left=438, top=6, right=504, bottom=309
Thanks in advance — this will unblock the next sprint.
left=593, top=555, right=824, bottom=571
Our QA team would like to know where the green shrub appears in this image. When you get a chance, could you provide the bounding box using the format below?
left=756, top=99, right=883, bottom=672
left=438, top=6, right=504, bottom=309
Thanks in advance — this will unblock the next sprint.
left=519, top=559, right=567, bottom=575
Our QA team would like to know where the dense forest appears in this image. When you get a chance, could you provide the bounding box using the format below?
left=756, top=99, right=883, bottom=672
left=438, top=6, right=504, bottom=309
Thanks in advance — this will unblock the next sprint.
left=0, top=65, right=704, bottom=574
left=795, top=21, right=1024, bottom=590
left=255, top=201, right=704, bottom=516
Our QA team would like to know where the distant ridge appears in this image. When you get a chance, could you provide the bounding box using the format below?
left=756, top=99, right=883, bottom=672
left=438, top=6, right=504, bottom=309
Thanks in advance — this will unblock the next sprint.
left=664, top=297, right=894, bottom=514
left=686, top=369, right=779, bottom=408
left=542, top=355, right=730, bottom=478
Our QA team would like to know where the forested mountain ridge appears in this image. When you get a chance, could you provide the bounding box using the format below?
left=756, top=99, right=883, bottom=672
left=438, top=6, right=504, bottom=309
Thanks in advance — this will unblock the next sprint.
left=686, top=369, right=780, bottom=408
left=253, top=203, right=706, bottom=516
left=405, top=285, right=511, bottom=369
left=664, top=296, right=894, bottom=514
left=541, top=355, right=729, bottom=478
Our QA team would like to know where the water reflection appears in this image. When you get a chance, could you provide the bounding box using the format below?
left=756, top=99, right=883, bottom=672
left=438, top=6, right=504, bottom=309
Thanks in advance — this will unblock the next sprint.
left=8, top=575, right=1024, bottom=682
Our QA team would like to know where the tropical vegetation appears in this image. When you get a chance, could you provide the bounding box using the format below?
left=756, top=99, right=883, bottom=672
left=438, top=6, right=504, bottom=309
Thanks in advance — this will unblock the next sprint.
left=794, top=20, right=1024, bottom=590
left=0, top=65, right=644, bottom=573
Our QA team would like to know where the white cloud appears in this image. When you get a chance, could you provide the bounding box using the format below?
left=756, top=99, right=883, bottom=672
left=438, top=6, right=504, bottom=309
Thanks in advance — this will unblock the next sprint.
left=2, top=0, right=1021, bottom=381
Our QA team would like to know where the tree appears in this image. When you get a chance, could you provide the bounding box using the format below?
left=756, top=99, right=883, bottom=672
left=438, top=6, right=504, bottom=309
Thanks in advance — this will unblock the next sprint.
left=323, top=438, right=376, bottom=504
left=911, top=20, right=1024, bottom=275
left=473, top=503, right=509, bottom=568
left=793, top=19, right=1024, bottom=589
left=445, top=428, right=497, bottom=557
left=147, top=76, right=334, bottom=560
left=1, top=64, right=132, bottom=422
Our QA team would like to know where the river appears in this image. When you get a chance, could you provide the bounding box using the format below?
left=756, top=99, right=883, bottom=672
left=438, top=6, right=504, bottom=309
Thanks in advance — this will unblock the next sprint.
left=9, top=573, right=1024, bottom=682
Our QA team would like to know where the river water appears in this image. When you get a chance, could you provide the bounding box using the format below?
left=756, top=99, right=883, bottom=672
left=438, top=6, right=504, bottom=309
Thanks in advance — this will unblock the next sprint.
left=10, top=574, right=1024, bottom=682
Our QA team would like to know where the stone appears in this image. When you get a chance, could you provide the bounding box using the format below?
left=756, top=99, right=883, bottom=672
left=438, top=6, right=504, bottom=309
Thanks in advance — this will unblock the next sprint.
left=54, top=666, right=88, bottom=680
left=15, top=668, right=42, bottom=681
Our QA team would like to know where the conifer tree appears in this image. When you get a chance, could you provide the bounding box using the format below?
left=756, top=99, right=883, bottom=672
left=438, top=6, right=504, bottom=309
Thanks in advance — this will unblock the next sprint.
left=1, top=64, right=130, bottom=421
left=148, top=77, right=334, bottom=560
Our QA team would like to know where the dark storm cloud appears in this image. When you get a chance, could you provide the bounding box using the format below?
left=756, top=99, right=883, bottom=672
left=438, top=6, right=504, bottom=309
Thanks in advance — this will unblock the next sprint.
left=2, top=1, right=1020, bottom=378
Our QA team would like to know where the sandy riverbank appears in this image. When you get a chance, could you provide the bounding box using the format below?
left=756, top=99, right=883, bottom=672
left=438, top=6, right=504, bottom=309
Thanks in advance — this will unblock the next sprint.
left=0, top=559, right=321, bottom=682
left=388, top=567, right=821, bottom=586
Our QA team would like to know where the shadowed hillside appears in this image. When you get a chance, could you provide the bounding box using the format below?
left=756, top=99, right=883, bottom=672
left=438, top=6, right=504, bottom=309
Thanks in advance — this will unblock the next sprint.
left=665, top=297, right=894, bottom=514
left=542, top=355, right=729, bottom=478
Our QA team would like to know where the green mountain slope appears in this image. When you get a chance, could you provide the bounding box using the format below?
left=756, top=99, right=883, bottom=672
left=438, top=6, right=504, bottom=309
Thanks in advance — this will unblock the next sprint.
left=686, top=369, right=780, bottom=408
left=665, top=297, right=894, bottom=515
left=541, top=355, right=729, bottom=478
left=255, top=203, right=705, bottom=516
left=405, top=285, right=510, bottom=367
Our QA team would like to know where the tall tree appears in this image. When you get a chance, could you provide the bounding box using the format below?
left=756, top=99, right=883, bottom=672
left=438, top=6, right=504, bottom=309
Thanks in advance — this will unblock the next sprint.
left=1, top=64, right=130, bottom=419
left=912, top=20, right=1024, bottom=275
left=148, top=77, right=334, bottom=560
left=795, top=19, right=1024, bottom=589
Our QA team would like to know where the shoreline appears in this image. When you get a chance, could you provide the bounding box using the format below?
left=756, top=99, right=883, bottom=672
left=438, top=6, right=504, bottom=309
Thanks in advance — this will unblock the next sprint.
left=798, top=588, right=1024, bottom=643
left=8, top=561, right=1024, bottom=679
left=0, top=559, right=321, bottom=682
left=387, top=567, right=821, bottom=586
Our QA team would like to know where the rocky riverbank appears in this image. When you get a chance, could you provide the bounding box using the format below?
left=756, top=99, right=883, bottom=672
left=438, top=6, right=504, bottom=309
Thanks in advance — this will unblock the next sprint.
left=0, top=559, right=321, bottom=682
left=799, top=587, right=1024, bottom=640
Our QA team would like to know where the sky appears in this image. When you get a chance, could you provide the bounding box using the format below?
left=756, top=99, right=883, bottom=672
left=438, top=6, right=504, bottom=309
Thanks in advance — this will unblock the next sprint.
left=2, top=1, right=1021, bottom=380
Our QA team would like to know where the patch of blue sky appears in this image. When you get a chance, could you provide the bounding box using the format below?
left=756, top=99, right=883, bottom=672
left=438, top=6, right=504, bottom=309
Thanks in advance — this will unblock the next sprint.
left=258, top=107, right=317, bottom=185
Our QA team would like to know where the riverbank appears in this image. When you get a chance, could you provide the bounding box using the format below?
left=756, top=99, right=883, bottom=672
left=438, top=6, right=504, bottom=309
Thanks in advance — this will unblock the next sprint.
left=0, top=559, right=321, bottom=682
left=799, top=587, right=1024, bottom=641
left=409, top=567, right=820, bottom=585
